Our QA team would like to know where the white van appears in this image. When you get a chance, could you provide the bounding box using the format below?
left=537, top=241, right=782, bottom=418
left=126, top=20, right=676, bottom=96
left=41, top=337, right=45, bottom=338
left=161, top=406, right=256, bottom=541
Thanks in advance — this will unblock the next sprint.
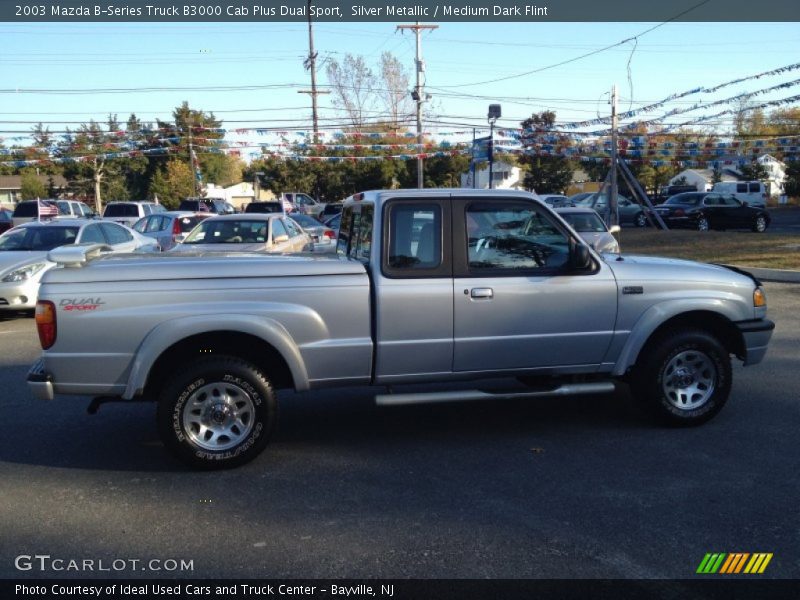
left=711, top=181, right=767, bottom=208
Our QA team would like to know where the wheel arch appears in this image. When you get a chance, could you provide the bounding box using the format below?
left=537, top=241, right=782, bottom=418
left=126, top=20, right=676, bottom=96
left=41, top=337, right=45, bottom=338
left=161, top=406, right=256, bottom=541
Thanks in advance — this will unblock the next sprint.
left=614, top=309, right=745, bottom=377
left=124, top=316, right=309, bottom=399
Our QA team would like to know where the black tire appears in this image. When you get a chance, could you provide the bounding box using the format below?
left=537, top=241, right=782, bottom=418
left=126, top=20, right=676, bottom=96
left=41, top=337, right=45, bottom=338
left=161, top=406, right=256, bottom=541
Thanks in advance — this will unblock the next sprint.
left=696, top=216, right=710, bottom=232
left=631, top=329, right=731, bottom=426
left=752, top=215, right=768, bottom=233
left=634, top=212, right=647, bottom=228
left=157, top=355, right=277, bottom=469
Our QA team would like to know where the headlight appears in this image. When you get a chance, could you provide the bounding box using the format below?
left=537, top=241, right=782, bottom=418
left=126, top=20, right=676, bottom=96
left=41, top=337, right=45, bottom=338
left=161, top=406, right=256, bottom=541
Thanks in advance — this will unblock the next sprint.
left=753, top=287, right=767, bottom=308
left=1, top=262, right=47, bottom=282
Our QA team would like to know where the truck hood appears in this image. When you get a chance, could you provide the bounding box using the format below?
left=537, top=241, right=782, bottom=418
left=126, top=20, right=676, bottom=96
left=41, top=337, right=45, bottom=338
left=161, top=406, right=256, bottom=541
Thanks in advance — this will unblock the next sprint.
left=606, top=254, right=756, bottom=286
left=42, top=252, right=365, bottom=284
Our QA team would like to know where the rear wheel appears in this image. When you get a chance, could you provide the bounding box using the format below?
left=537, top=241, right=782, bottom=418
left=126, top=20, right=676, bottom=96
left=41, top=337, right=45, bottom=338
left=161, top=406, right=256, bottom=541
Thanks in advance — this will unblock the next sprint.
left=634, top=212, right=647, bottom=228
left=752, top=215, right=767, bottom=233
left=631, top=329, right=731, bottom=426
left=157, top=355, right=277, bottom=469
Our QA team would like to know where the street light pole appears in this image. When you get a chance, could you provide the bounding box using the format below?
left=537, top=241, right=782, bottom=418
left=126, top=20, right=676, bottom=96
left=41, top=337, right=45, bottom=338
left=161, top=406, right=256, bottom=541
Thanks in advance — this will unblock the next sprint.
left=488, top=104, right=501, bottom=190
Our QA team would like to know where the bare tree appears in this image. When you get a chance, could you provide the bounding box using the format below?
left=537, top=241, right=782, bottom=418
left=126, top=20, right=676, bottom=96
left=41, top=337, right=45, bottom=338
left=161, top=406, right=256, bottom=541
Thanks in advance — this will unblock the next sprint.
left=378, top=52, right=413, bottom=130
left=325, top=54, right=377, bottom=130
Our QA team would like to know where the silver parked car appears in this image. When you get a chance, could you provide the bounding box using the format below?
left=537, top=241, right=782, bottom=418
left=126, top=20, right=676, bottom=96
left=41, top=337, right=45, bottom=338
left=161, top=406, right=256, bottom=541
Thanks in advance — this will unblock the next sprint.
left=133, top=211, right=210, bottom=252
left=555, top=207, right=620, bottom=254
left=287, top=213, right=337, bottom=253
left=0, top=219, right=158, bottom=313
left=169, top=214, right=312, bottom=254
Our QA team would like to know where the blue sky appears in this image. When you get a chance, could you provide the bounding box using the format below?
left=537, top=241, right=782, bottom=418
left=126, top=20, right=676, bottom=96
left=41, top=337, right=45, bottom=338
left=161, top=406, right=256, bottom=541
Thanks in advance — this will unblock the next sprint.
left=1, top=21, right=799, bottom=148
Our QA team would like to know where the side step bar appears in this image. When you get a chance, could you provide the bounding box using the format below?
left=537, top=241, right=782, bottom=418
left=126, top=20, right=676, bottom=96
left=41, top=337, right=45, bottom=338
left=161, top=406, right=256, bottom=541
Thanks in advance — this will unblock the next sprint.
left=375, top=381, right=616, bottom=407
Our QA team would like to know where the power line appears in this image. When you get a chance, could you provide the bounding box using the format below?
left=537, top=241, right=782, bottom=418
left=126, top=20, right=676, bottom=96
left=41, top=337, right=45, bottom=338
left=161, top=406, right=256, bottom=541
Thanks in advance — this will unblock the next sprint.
left=434, top=0, right=713, bottom=89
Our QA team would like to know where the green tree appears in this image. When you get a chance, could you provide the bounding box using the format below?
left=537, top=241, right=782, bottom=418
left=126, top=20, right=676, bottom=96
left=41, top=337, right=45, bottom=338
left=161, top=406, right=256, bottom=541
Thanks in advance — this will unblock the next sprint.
left=739, top=160, right=769, bottom=181
left=20, top=169, right=46, bottom=199
left=149, top=159, right=195, bottom=208
left=518, top=111, right=575, bottom=194
left=783, top=160, right=800, bottom=198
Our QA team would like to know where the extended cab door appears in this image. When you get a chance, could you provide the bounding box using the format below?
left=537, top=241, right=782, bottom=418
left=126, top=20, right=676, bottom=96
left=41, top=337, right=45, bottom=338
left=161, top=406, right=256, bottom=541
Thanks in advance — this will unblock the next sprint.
left=369, top=197, right=454, bottom=383
left=452, top=197, right=618, bottom=372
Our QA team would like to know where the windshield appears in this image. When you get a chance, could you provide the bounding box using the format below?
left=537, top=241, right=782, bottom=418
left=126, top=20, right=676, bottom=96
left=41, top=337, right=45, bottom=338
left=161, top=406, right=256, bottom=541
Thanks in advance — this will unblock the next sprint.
left=183, top=219, right=268, bottom=244
left=560, top=212, right=607, bottom=233
left=0, top=226, right=79, bottom=251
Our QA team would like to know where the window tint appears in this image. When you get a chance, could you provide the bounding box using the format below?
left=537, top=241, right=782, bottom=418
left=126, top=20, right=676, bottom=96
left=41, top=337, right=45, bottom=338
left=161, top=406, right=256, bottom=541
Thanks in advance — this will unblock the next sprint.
left=104, top=204, right=139, bottom=217
left=387, top=204, right=441, bottom=269
left=12, top=202, right=41, bottom=217
left=337, top=208, right=353, bottom=255
left=132, top=217, right=148, bottom=233
left=348, top=205, right=373, bottom=263
left=80, top=224, right=105, bottom=244
left=145, top=215, right=166, bottom=233
left=271, top=218, right=288, bottom=240
left=100, top=222, right=133, bottom=245
left=748, top=183, right=760, bottom=193
left=284, top=218, right=302, bottom=237
left=737, top=183, right=747, bottom=193
left=467, top=203, right=570, bottom=272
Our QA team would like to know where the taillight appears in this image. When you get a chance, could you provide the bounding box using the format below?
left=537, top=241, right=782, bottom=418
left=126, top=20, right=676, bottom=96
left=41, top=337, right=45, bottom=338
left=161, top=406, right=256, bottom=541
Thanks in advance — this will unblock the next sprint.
left=35, top=300, right=57, bottom=349
left=323, top=230, right=336, bottom=239
left=172, top=218, right=182, bottom=236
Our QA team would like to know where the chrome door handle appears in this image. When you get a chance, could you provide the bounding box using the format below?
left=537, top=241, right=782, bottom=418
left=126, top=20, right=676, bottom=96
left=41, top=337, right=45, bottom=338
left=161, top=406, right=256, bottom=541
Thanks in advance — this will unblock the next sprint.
left=470, top=287, right=494, bottom=299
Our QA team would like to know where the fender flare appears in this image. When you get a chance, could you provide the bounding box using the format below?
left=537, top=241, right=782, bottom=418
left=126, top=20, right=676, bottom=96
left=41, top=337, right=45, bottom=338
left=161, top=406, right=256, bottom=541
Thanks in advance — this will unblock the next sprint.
left=611, top=299, right=745, bottom=377
left=123, top=315, right=309, bottom=399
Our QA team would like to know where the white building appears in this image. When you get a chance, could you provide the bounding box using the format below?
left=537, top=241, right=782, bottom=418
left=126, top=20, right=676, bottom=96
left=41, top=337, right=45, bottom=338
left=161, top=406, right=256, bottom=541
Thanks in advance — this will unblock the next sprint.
left=205, top=182, right=275, bottom=211
left=461, top=161, right=522, bottom=190
left=668, top=168, right=739, bottom=192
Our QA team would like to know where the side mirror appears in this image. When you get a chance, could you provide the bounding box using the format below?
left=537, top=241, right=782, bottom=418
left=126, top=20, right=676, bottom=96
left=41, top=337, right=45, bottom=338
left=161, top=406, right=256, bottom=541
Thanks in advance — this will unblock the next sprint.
left=570, top=243, right=592, bottom=270
left=608, top=224, right=621, bottom=234
left=273, top=234, right=289, bottom=244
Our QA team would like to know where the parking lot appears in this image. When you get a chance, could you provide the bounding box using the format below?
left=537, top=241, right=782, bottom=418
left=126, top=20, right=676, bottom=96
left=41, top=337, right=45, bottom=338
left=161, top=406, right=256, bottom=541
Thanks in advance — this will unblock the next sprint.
left=0, top=282, right=798, bottom=579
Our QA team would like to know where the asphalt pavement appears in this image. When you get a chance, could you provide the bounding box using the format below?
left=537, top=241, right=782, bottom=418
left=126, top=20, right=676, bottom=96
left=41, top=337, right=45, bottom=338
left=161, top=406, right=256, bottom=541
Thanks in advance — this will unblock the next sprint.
left=0, top=284, right=798, bottom=580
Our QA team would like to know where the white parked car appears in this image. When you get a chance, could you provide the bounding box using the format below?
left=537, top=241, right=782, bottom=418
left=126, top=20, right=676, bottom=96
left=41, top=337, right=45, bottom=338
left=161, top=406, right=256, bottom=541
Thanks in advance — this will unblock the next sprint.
left=0, top=219, right=158, bottom=313
left=555, top=207, right=620, bottom=254
left=169, top=214, right=312, bottom=254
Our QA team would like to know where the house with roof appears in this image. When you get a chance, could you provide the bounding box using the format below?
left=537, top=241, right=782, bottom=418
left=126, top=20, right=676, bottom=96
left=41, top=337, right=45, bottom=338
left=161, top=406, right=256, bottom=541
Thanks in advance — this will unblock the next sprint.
left=669, top=154, right=787, bottom=197
left=0, top=174, right=69, bottom=206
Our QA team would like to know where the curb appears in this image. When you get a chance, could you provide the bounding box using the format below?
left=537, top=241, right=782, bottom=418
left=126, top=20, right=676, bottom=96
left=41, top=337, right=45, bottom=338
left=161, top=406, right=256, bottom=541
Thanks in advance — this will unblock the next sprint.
left=728, top=265, right=800, bottom=284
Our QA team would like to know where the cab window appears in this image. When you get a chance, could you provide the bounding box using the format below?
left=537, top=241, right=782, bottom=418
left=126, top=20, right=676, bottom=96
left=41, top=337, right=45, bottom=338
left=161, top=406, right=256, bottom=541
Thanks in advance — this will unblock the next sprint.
left=386, top=204, right=441, bottom=269
left=466, top=202, right=570, bottom=272
left=348, top=204, right=374, bottom=263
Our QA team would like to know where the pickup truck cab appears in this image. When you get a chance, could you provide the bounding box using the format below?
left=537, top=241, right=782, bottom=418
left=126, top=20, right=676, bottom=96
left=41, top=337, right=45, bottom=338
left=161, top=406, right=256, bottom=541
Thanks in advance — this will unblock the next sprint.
left=28, top=190, right=774, bottom=469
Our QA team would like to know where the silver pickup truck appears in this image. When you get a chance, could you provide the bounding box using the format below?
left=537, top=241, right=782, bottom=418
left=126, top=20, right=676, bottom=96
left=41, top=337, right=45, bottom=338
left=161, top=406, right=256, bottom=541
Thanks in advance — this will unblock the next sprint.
left=28, top=190, right=774, bottom=469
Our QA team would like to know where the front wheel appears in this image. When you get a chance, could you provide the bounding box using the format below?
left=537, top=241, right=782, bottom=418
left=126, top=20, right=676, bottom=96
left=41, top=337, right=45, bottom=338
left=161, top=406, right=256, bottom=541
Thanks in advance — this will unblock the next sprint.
left=157, top=355, right=277, bottom=469
left=696, top=216, right=710, bottom=232
left=752, top=215, right=768, bottom=233
left=631, top=329, right=732, bottom=426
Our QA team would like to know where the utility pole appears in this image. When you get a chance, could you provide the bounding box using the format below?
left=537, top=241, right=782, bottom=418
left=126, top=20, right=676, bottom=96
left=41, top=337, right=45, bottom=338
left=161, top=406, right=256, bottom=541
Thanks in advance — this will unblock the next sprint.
left=187, top=120, right=198, bottom=197
left=298, top=0, right=329, bottom=144
left=609, top=84, right=619, bottom=227
left=397, top=21, right=438, bottom=188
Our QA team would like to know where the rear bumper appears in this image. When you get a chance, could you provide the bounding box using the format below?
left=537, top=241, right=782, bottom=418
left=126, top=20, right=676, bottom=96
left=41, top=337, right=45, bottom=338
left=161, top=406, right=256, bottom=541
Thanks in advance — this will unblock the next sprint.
left=735, top=319, right=775, bottom=366
left=27, top=358, right=54, bottom=401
